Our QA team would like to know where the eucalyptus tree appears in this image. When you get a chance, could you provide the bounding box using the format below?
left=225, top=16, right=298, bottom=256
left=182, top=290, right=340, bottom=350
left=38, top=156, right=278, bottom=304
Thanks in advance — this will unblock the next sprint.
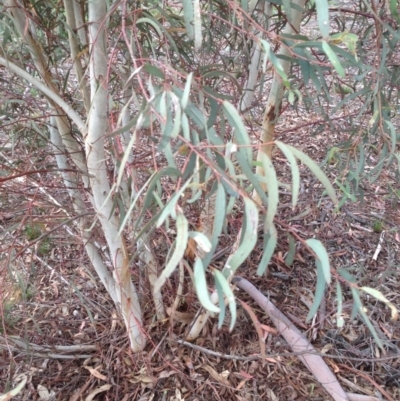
left=1, top=0, right=399, bottom=353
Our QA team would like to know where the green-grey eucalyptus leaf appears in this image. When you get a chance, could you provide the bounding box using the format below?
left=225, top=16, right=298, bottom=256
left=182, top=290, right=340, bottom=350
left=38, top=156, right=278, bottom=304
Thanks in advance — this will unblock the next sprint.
left=181, top=72, right=193, bottom=110
left=215, top=277, right=226, bottom=328
left=260, top=153, right=278, bottom=230
left=193, top=258, right=220, bottom=313
left=193, top=0, right=202, bottom=50
left=181, top=113, right=191, bottom=141
left=285, top=145, right=338, bottom=205
left=235, top=151, right=269, bottom=205
left=306, top=238, right=331, bottom=284
left=222, top=101, right=252, bottom=164
left=118, top=171, right=157, bottom=236
left=156, top=180, right=191, bottom=228
left=214, top=269, right=236, bottom=331
left=202, top=183, right=226, bottom=267
left=361, top=287, right=398, bottom=321
left=136, top=17, right=163, bottom=37
left=154, top=212, right=188, bottom=293
left=182, top=0, right=194, bottom=39
left=169, top=92, right=182, bottom=138
left=188, top=231, right=212, bottom=253
left=257, top=223, right=277, bottom=276
left=116, top=113, right=144, bottom=190
left=315, top=0, right=330, bottom=39
left=285, top=233, right=296, bottom=266
left=275, top=141, right=300, bottom=208
left=225, top=197, right=258, bottom=274
left=322, top=42, right=345, bottom=78
left=351, top=287, right=383, bottom=350
left=306, top=260, right=326, bottom=321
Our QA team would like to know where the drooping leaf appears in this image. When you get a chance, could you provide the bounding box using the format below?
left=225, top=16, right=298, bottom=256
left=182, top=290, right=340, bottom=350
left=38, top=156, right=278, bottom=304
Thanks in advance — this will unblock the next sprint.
left=361, top=287, right=399, bottom=321
left=169, top=92, right=182, bottom=138
left=260, top=153, right=278, bottom=230
left=193, top=0, right=202, bottom=50
left=156, top=180, right=191, bottom=228
left=306, top=260, right=326, bottom=321
left=389, top=0, right=400, bottom=22
left=136, top=167, right=182, bottom=228
left=225, top=197, right=259, bottom=274
left=322, top=41, right=345, bottom=78
left=115, top=114, right=144, bottom=190
left=182, top=0, right=194, bottom=39
left=136, top=17, right=163, bottom=37
left=275, top=141, right=300, bottom=208
left=351, top=287, right=384, bottom=350
left=181, top=72, right=193, bottom=110
left=214, top=269, right=236, bottom=331
left=215, top=276, right=226, bottom=328
left=285, top=145, right=338, bottom=205
left=257, top=223, right=277, bottom=276
left=202, top=183, right=226, bottom=267
left=222, top=101, right=252, bottom=164
left=235, top=150, right=269, bottom=205
left=188, top=231, right=212, bottom=253
left=282, top=0, right=292, bottom=22
left=315, top=0, right=330, bottom=39
left=143, top=64, right=165, bottom=79
left=193, top=258, right=220, bottom=313
left=181, top=113, right=191, bottom=141
left=154, top=211, right=188, bottom=293
left=306, top=238, right=331, bottom=284
left=285, top=233, right=296, bottom=266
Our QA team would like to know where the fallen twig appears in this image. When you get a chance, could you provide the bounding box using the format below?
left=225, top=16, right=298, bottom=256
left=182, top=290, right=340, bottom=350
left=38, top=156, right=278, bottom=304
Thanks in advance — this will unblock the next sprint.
left=372, top=230, right=385, bottom=261
left=0, top=335, right=96, bottom=359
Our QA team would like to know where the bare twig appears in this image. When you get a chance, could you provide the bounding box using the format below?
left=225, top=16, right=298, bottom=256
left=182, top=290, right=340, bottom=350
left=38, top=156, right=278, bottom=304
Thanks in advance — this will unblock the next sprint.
left=372, top=231, right=385, bottom=261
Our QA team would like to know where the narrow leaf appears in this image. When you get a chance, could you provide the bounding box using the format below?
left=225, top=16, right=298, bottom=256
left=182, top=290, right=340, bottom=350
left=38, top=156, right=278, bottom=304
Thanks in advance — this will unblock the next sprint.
left=351, top=287, right=383, bottom=350
left=225, top=197, right=259, bottom=274
left=154, top=212, right=188, bottom=293
left=193, top=0, right=202, bottom=50
left=361, top=287, right=398, bottom=321
left=285, top=145, right=338, bottom=205
left=257, top=223, right=277, bottom=276
left=306, top=238, right=331, bottom=284
left=169, top=92, right=182, bottom=138
left=194, top=258, right=220, bottom=313
left=202, top=183, right=226, bottom=267
left=182, top=0, right=194, bottom=39
left=285, top=233, right=296, bottom=266
left=260, top=153, right=278, bottom=230
left=156, top=180, right=191, bottom=228
left=136, top=17, right=163, bottom=37
left=276, top=141, right=300, bottom=208
left=215, top=277, right=226, bottom=328
left=389, top=0, right=400, bottom=22
left=214, top=269, right=237, bottom=331
left=322, top=42, right=345, bottom=78
left=306, top=260, right=326, bottom=321
left=222, top=101, right=252, bottom=164
left=181, top=72, right=193, bottom=110
left=315, top=0, right=330, bottom=39
left=235, top=151, right=269, bottom=205
left=188, top=231, right=212, bottom=253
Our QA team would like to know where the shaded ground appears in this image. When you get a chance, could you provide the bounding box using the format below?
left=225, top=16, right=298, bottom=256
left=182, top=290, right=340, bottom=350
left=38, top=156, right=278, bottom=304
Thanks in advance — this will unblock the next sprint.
left=1, top=107, right=400, bottom=400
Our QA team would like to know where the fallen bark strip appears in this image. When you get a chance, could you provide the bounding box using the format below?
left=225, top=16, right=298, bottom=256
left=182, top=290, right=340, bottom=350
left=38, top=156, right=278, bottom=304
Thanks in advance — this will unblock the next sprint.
left=0, top=335, right=96, bottom=359
left=232, top=276, right=349, bottom=401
